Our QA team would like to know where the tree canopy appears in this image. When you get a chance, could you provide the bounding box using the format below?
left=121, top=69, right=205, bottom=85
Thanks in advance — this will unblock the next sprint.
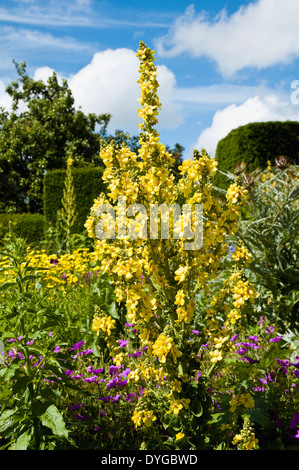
left=0, top=61, right=111, bottom=213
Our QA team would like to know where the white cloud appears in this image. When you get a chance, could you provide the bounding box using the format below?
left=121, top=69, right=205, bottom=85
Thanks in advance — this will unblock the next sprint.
left=195, top=93, right=299, bottom=157
left=65, top=48, right=181, bottom=133
left=156, top=0, right=299, bottom=77
left=0, top=80, right=12, bottom=110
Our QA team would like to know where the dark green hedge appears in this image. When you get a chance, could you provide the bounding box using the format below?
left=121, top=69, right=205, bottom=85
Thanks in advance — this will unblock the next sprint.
left=43, top=166, right=106, bottom=233
left=0, top=213, right=46, bottom=244
left=214, top=121, right=299, bottom=189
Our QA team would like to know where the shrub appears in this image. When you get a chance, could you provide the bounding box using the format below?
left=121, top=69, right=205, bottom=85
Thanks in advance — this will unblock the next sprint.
left=43, top=166, right=105, bottom=234
left=0, top=213, right=45, bottom=245
left=215, top=121, right=299, bottom=189
left=233, top=159, right=299, bottom=331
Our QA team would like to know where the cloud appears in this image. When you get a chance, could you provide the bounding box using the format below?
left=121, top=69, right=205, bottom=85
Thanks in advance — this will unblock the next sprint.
left=65, top=48, right=181, bottom=133
left=175, top=83, right=269, bottom=109
left=0, top=80, right=12, bottom=110
left=156, top=0, right=299, bottom=77
left=195, top=93, right=299, bottom=157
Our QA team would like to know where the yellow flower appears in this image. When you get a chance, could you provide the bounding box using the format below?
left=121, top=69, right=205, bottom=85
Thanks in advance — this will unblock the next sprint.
left=174, top=266, right=189, bottom=284
left=175, top=432, right=185, bottom=441
left=232, top=434, right=243, bottom=445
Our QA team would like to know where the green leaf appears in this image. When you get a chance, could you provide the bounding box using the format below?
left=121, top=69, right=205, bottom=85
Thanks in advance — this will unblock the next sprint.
left=39, top=404, right=68, bottom=439
left=12, top=373, right=34, bottom=395
left=0, top=281, right=16, bottom=291
left=9, top=429, right=33, bottom=450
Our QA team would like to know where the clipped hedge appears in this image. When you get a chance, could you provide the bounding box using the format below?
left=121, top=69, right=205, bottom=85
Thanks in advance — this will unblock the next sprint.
left=0, top=213, right=46, bottom=244
left=43, top=166, right=105, bottom=233
left=214, top=121, right=299, bottom=189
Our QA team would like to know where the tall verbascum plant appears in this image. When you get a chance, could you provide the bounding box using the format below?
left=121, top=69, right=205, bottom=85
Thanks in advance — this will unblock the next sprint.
left=85, top=41, right=257, bottom=449
left=61, top=157, right=77, bottom=253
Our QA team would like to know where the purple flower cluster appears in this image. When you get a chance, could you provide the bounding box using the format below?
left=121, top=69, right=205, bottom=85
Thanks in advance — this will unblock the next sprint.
left=289, top=413, right=299, bottom=439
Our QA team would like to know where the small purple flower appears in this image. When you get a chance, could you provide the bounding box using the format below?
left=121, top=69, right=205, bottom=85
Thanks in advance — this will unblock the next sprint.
left=248, top=335, right=259, bottom=342
left=191, top=330, right=200, bottom=335
left=230, top=334, right=238, bottom=342
left=118, top=339, right=129, bottom=348
left=269, top=336, right=282, bottom=343
left=69, top=403, right=85, bottom=411
left=69, top=340, right=85, bottom=351
left=53, top=346, right=60, bottom=353
left=87, top=366, right=104, bottom=375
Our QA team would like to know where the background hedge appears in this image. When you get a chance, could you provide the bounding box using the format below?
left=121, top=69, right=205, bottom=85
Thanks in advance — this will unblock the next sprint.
left=43, top=166, right=105, bottom=233
left=0, top=213, right=46, bottom=245
left=214, top=121, right=299, bottom=189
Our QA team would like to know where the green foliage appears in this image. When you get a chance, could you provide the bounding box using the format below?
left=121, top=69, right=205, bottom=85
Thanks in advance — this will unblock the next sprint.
left=0, top=213, right=45, bottom=246
left=0, top=237, right=75, bottom=449
left=60, top=160, right=78, bottom=253
left=215, top=121, right=299, bottom=189
left=43, top=166, right=105, bottom=234
left=235, top=162, right=299, bottom=331
left=0, top=61, right=110, bottom=213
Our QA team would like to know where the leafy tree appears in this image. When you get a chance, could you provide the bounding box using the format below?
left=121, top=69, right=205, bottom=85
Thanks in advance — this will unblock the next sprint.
left=0, top=61, right=111, bottom=213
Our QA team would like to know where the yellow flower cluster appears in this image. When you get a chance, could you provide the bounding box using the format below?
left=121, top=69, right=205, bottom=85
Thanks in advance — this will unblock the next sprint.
left=232, top=416, right=259, bottom=450
left=0, top=248, right=99, bottom=294
left=231, top=245, right=252, bottom=264
left=230, top=393, right=255, bottom=412
left=230, top=273, right=258, bottom=309
left=91, top=307, right=116, bottom=338
left=85, top=41, right=259, bottom=425
left=167, top=398, right=191, bottom=415
left=152, top=333, right=182, bottom=364
left=132, top=408, right=157, bottom=428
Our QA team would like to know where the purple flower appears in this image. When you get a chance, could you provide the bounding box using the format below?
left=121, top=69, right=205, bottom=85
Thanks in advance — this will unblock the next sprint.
left=69, top=340, right=85, bottom=351
left=120, top=368, right=131, bottom=378
left=266, top=326, right=275, bottom=334
left=26, top=340, right=34, bottom=345
left=230, top=334, right=238, bottom=342
left=128, top=351, right=142, bottom=358
left=50, top=258, right=59, bottom=265
left=53, top=346, right=60, bottom=353
left=69, top=403, right=85, bottom=411
left=87, top=366, right=103, bottom=375
left=269, top=336, right=282, bottom=343
left=118, top=339, right=129, bottom=348
left=289, top=413, right=299, bottom=438
left=259, top=373, right=274, bottom=385
left=83, top=376, right=99, bottom=384
left=191, top=330, right=199, bottom=335
left=248, top=335, right=259, bottom=342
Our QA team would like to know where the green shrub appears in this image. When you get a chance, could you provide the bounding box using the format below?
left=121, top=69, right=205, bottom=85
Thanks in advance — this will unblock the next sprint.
left=215, top=121, right=299, bottom=189
left=43, top=166, right=105, bottom=234
left=235, top=161, right=299, bottom=331
left=0, top=213, right=45, bottom=245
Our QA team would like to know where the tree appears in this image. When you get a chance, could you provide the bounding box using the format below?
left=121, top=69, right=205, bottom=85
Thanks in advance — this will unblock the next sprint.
left=0, top=61, right=111, bottom=213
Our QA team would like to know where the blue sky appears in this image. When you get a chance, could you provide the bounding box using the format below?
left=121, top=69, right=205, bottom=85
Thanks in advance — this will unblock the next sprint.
left=1, top=0, right=299, bottom=158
